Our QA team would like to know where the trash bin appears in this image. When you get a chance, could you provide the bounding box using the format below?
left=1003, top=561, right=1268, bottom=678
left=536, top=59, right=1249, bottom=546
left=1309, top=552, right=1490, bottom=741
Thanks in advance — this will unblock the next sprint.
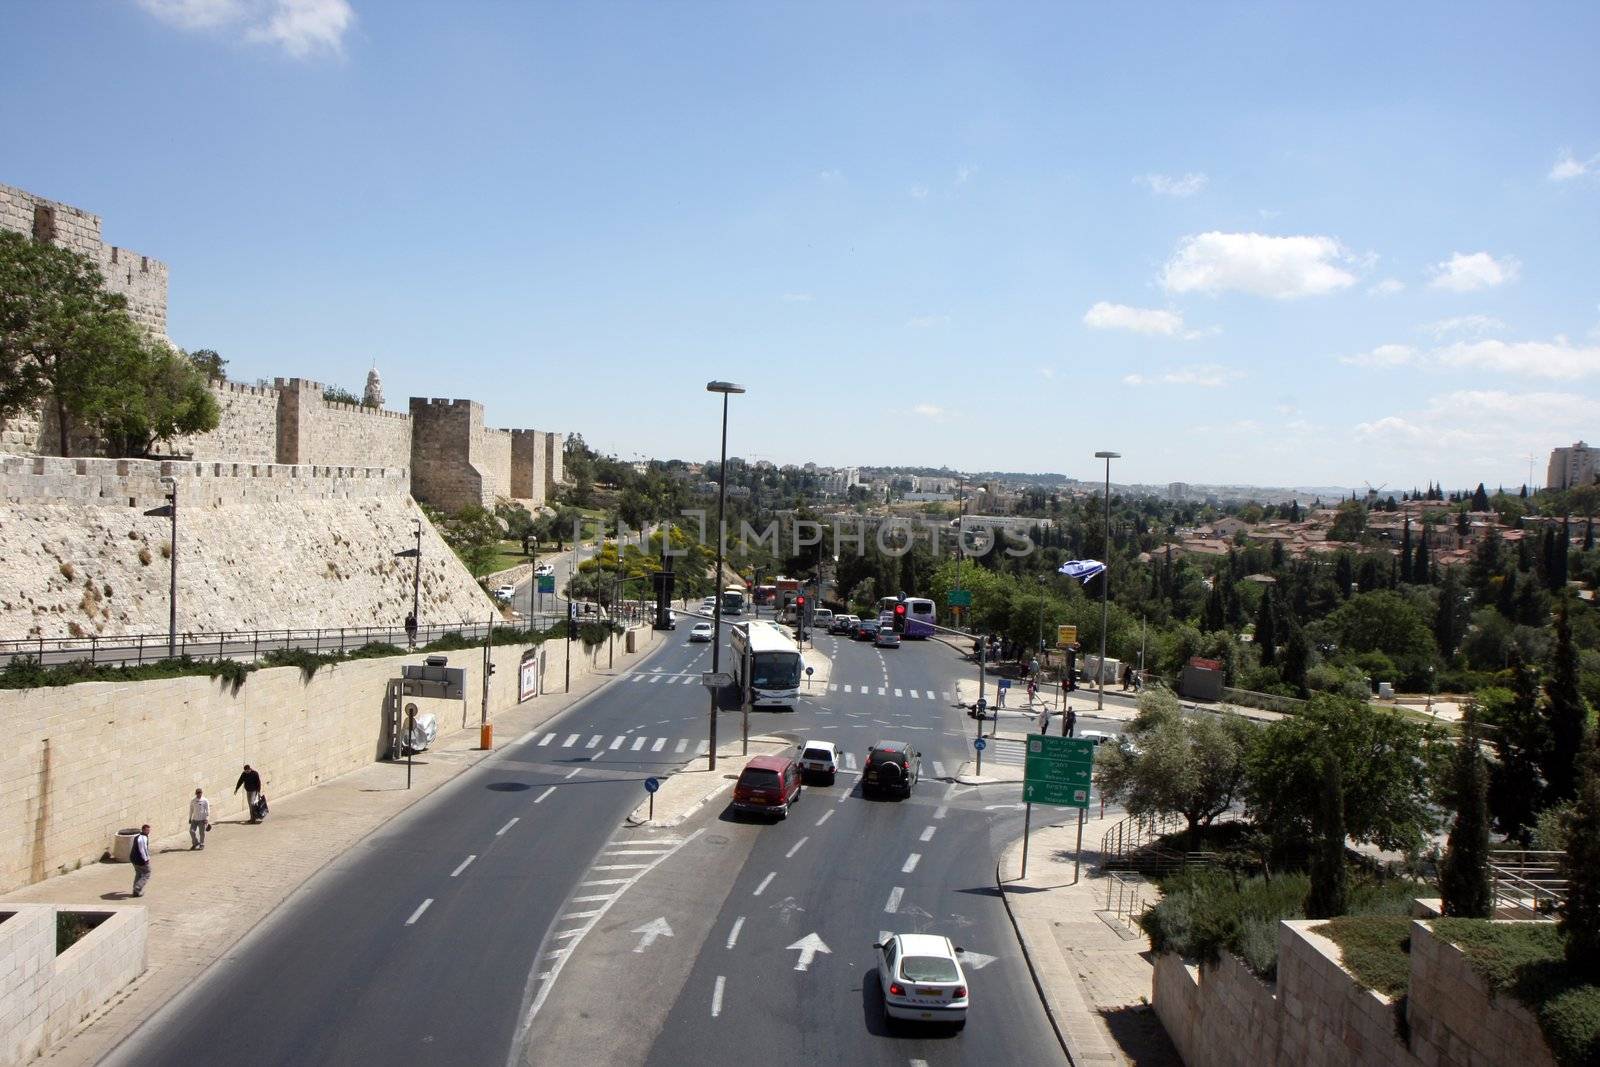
left=110, top=828, right=141, bottom=863
left=626, top=629, right=637, bottom=654
left=480, top=722, right=493, bottom=750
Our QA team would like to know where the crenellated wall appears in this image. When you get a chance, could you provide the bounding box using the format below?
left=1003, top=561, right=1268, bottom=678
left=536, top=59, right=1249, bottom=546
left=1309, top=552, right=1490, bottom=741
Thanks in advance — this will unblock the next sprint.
left=166, top=379, right=281, bottom=464
left=511, top=429, right=547, bottom=505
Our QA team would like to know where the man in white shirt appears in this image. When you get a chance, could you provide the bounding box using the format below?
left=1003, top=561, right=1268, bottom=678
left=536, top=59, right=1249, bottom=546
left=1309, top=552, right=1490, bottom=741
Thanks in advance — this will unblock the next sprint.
left=130, top=825, right=152, bottom=897
left=188, top=788, right=211, bottom=850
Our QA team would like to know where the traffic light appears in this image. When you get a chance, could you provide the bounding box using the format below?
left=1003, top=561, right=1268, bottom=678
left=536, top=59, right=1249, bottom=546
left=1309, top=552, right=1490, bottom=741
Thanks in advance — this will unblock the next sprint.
left=892, top=602, right=907, bottom=633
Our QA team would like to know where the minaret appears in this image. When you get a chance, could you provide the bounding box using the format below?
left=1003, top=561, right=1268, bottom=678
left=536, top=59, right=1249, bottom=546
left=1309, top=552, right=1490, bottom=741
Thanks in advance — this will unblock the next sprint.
left=363, top=365, right=384, bottom=408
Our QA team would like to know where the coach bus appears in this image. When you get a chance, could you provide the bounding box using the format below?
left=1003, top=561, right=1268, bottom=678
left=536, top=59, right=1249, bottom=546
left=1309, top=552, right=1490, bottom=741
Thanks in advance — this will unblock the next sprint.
left=730, top=620, right=803, bottom=706
left=876, top=596, right=938, bottom=638
left=721, top=586, right=747, bottom=616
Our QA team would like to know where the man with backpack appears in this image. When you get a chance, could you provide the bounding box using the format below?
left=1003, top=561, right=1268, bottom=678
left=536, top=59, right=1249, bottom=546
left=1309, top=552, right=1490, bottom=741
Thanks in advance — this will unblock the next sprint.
left=235, top=764, right=264, bottom=823
left=130, top=824, right=152, bottom=897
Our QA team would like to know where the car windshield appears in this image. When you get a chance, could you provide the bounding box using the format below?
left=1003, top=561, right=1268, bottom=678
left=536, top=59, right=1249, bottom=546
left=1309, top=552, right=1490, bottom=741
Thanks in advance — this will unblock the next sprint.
left=901, top=955, right=959, bottom=983
left=802, top=748, right=832, bottom=762
left=739, top=769, right=780, bottom=789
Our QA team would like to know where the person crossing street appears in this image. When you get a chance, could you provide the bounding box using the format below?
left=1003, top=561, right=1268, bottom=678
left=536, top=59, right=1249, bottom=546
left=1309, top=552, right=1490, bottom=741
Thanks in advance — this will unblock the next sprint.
left=188, top=788, right=211, bottom=849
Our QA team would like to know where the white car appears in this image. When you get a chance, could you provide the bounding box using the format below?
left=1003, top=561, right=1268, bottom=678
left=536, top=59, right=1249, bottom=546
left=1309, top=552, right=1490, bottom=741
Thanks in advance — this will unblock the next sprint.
left=701, top=597, right=717, bottom=613
left=689, top=622, right=714, bottom=643
left=493, top=584, right=516, bottom=602
left=534, top=563, right=555, bottom=578
left=875, top=933, right=969, bottom=1029
left=1079, top=729, right=1116, bottom=746
left=797, top=740, right=837, bottom=784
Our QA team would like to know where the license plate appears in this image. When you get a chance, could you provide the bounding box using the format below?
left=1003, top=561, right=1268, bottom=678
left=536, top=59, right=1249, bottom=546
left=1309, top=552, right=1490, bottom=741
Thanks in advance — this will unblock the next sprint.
left=918, top=988, right=941, bottom=996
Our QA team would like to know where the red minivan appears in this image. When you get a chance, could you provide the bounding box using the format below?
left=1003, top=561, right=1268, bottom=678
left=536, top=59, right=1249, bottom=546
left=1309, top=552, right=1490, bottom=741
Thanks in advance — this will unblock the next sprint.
left=731, top=755, right=803, bottom=819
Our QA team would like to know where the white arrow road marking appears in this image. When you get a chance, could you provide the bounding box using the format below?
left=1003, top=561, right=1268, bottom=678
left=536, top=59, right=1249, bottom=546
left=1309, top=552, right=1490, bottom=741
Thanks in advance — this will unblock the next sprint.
left=787, top=932, right=832, bottom=972
left=958, top=950, right=998, bottom=970
left=631, top=917, right=674, bottom=953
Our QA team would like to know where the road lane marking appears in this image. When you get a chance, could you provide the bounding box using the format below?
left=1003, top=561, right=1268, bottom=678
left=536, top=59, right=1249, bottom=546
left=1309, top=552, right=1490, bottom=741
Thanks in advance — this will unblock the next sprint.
left=909, top=690, right=919, bottom=699
left=920, top=826, right=936, bottom=842
left=726, top=916, right=745, bottom=949
left=605, top=849, right=675, bottom=856
left=581, top=878, right=629, bottom=886
left=649, top=674, right=662, bottom=684
left=786, top=836, right=809, bottom=859
left=562, top=733, right=580, bottom=747
left=697, top=740, right=710, bottom=755
left=496, top=818, right=519, bottom=836
left=877, top=686, right=886, bottom=696
left=610, top=736, right=626, bottom=749
left=926, top=690, right=936, bottom=700
left=884, top=886, right=903, bottom=913
left=554, top=929, right=584, bottom=940
left=404, top=899, right=433, bottom=926
left=932, top=761, right=946, bottom=778
left=534, top=786, right=556, bottom=803
left=652, top=737, right=667, bottom=752
left=675, top=738, right=688, bottom=754
left=711, top=975, right=725, bottom=1018
left=565, top=768, right=582, bottom=779
left=843, top=685, right=852, bottom=693
left=593, top=863, right=649, bottom=870
left=586, top=735, right=602, bottom=748
left=902, top=853, right=921, bottom=874
left=842, top=753, right=858, bottom=770
left=561, top=910, right=601, bottom=920
left=570, top=894, right=614, bottom=903
left=631, top=736, right=647, bottom=751
left=450, top=855, right=476, bottom=878
left=538, top=733, right=556, bottom=746
left=753, top=871, right=776, bottom=896
left=815, top=809, right=833, bottom=826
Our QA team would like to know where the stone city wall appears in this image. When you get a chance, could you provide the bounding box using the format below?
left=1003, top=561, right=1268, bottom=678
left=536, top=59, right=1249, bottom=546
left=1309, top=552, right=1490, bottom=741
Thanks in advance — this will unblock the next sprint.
left=0, top=455, right=493, bottom=639
left=164, top=379, right=282, bottom=464
left=271, top=377, right=412, bottom=469
left=480, top=426, right=513, bottom=504
left=1152, top=919, right=1559, bottom=1067
left=409, top=398, right=486, bottom=512
left=511, top=429, right=548, bottom=506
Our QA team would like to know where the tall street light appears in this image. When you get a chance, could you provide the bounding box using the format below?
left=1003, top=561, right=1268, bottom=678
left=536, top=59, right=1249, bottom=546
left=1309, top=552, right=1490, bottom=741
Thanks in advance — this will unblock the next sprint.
left=706, top=380, right=745, bottom=771
left=143, top=476, right=179, bottom=657
left=394, top=518, right=422, bottom=646
left=1094, top=451, right=1120, bottom=710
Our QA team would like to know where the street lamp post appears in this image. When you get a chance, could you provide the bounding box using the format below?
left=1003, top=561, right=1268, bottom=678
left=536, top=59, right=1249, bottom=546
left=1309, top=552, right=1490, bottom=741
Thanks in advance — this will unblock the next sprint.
left=1094, top=451, right=1120, bottom=710
left=143, top=477, right=179, bottom=657
left=706, top=380, right=746, bottom=771
left=393, top=519, right=422, bottom=647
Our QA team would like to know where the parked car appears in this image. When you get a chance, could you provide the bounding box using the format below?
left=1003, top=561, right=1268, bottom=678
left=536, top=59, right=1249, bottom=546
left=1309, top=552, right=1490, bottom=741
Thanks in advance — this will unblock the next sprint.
left=731, top=754, right=803, bottom=819
left=874, top=932, right=969, bottom=1029
left=854, top=619, right=881, bottom=642
left=874, top=627, right=900, bottom=649
left=810, top=608, right=834, bottom=629
left=828, top=615, right=856, bottom=635
left=689, top=622, right=714, bottom=642
left=493, top=584, right=516, bottom=602
left=797, top=740, right=837, bottom=785
left=862, top=740, right=920, bottom=798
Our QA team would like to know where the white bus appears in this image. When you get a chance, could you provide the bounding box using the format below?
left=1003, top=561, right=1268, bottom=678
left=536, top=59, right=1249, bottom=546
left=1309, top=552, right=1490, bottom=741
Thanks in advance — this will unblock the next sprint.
left=721, top=586, right=747, bottom=616
left=875, top=596, right=937, bottom=638
left=730, top=621, right=803, bottom=706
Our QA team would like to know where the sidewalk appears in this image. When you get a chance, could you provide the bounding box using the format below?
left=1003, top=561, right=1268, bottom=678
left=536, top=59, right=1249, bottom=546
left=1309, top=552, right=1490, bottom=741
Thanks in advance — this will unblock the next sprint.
left=2, top=627, right=670, bottom=1067
left=998, top=809, right=1182, bottom=1067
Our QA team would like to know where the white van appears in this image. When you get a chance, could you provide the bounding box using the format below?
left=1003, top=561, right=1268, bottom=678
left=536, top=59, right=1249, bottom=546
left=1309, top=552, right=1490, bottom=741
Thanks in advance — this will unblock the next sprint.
left=810, top=608, right=834, bottom=628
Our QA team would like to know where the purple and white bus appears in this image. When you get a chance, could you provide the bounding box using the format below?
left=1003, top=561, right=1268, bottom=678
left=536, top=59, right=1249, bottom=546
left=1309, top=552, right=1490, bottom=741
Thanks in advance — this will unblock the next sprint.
left=877, top=596, right=937, bottom=639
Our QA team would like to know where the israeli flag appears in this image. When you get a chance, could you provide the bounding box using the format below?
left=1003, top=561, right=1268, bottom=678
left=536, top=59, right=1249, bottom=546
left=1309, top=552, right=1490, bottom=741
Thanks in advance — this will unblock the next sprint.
left=1057, top=559, right=1106, bottom=583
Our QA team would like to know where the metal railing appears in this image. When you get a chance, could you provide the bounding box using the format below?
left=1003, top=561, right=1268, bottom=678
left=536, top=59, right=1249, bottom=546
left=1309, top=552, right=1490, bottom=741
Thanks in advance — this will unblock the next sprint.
left=1105, top=871, right=1154, bottom=932
left=1489, top=849, right=1567, bottom=918
left=1100, top=810, right=1185, bottom=869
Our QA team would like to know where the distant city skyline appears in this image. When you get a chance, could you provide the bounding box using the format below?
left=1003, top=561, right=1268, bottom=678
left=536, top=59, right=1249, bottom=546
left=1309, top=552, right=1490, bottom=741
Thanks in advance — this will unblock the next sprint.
left=5, top=2, right=1597, bottom=487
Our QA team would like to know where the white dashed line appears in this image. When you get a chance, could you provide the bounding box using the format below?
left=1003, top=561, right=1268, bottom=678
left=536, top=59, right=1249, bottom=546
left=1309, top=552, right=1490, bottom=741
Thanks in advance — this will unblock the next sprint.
left=933, top=761, right=946, bottom=778
left=565, top=768, right=582, bottom=779
left=753, top=872, right=776, bottom=896
left=675, top=738, right=688, bottom=754
left=496, top=818, right=519, bottom=836
left=909, top=690, right=919, bottom=699
left=569, top=894, right=614, bottom=903
left=726, top=916, right=745, bottom=949
left=786, top=837, right=809, bottom=859
left=884, top=886, right=904, bottom=913
left=592, top=863, right=650, bottom=871
left=652, top=737, right=667, bottom=752
left=562, top=733, right=580, bottom=748
left=631, top=736, right=647, bottom=751
left=610, top=736, right=626, bottom=750
left=534, top=786, right=556, bottom=803
left=712, top=975, right=726, bottom=1018
left=450, top=855, right=475, bottom=878
left=894, top=688, right=903, bottom=698
left=902, top=854, right=921, bottom=874
left=580, top=878, right=629, bottom=886
left=538, top=733, right=556, bottom=746
left=815, top=809, right=833, bottom=826
left=586, top=735, right=602, bottom=748
left=561, top=910, right=601, bottom=920
left=404, top=898, right=433, bottom=926
left=920, top=826, right=936, bottom=842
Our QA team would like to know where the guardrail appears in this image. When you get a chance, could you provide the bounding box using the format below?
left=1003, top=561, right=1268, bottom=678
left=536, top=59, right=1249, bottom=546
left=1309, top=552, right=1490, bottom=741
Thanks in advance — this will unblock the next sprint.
left=1489, top=849, right=1567, bottom=918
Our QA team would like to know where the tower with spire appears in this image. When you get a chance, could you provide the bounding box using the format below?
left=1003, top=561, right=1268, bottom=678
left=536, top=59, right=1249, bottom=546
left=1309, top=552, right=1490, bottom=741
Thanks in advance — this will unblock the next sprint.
left=363, top=365, right=384, bottom=408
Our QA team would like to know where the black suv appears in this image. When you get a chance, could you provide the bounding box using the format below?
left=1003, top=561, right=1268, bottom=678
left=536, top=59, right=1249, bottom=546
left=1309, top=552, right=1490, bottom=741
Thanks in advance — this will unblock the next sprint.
left=862, top=740, right=921, bottom=798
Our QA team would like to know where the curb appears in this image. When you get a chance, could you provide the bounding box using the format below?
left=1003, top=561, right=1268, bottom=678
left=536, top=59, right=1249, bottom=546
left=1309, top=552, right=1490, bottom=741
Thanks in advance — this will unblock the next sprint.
left=995, top=854, right=1080, bottom=1066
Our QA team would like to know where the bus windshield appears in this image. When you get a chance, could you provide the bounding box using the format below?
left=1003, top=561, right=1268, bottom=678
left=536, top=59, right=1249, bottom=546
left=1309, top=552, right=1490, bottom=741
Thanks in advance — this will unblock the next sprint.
left=751, top=651, right=802, bottom=690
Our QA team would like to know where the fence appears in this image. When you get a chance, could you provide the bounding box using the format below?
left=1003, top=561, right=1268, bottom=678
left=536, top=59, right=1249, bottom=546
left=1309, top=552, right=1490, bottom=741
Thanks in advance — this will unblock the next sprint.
left=1105, top=871, right=1154, bottom=933
left=1489, top=849, right=1567, bottom=918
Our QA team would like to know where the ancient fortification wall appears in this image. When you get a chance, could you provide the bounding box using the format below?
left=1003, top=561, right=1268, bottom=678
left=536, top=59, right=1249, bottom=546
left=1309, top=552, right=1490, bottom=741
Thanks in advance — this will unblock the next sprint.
left=0, top=455, right=494, bottom=639
left=166, top=380, right=281, bottom=464
left=512, top=429, right=548, bottom=505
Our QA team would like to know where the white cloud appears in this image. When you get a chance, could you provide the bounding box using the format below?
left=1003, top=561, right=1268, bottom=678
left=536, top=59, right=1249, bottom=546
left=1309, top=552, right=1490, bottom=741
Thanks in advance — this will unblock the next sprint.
left=1433, top=336, right=1600, bottom=379
left=1136, top=172, right=1208, bottom=198
left=1160, top=232, right=1358, bottom=299
left=1083, top=302, right=1184, bottom=336
left=1368, top=278, right=1405, bottom=297
left=912, top=403, right=945, bottom=418
left=1421, top=314, right=1504, bottom=339
left=1039, top=367, right=1056, bottom=380
left=1549, top=151, right=1598, bottom=181
left=1427, top=251, right=1520, bottom=292
left=909, top=184, right=930, bottom=200
left=1122, top=364, right=1241, bottom=388
left=905, top=314, right=950, bottom=329
left=136, top=0, right=352, bottom=57
left=818, top=168, right=844, bottom=184
left=780, top=292, right=813, bottom=303
left=955, top=165, right=974, bottom=187
left=1339, top=343, right=1417, bottom=368
left=1355, top=390, right=1596, bottom=471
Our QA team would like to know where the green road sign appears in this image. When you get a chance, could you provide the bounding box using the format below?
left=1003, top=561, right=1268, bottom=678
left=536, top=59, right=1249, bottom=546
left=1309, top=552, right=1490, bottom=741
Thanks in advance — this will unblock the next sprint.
left=537, top=575, right=556, bottom=594
left=1023, top=732, right=1096, bottom=809
left=1023, top=780, right=1091, bottom=807
left=946, top=589, right=973, bottom=607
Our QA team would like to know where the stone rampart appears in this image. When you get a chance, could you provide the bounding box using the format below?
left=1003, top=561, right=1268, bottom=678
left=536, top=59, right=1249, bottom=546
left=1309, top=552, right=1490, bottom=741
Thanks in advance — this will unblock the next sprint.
left=165, top=379, right=281, bottom=464
left=481, top=426, right=513, bottom=503
left=510, top=428, right=547, bottom=506
left=0, top=455, right=492, bottom=638
left=1151, top=919, right=1559, bottom=1067
left=271, top=377, right=412, bottom=469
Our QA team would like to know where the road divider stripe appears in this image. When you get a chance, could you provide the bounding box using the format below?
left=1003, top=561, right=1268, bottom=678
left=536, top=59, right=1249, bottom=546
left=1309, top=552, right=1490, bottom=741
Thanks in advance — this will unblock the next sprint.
left=884, top=886, right=903, bottom=913
left=538, top=733, right=556, bottom=746
left=785, top=836, right=809, bottom=859
left=902, top=853, right=921, bottom=874
left=496, top=818, right=519, bottom=836
left=726, top=917, right=744, bottom=949
left=404, top=898, right=433, bottom=926
left=565, top=768, right=583, bottom=779
left=450, top=855, right=476, bottom=878
left=711, top=975, right=725, bottom=1018
left=920, top=826, right=936, bottom=842
left=753, top=872, right=776, bottom=896
left=815, top=809, right=833, bottom=826
left=534, top=786, right=556, bottom=803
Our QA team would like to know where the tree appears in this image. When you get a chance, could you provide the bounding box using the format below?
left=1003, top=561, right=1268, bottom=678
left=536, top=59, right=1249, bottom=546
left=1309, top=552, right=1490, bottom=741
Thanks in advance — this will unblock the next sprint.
left=187, top=348, right=227, bottom=381
left=1561, top=733, right=1600, bottom=979
left=1323, top=589, right=1439, bottom=683
left=435, top=505, right=504, bottom=577
left=1329, top=499, right=1367, bottom=542
left=1440, top=711, right=1493, bottom=917
left=1094, top=690, right=1254, bottom=834
left=1485, top=651, right=1548, bottom=843
left=1543, top=601, right=1590, bottom=805
left=1414, top=530, right=1431, bottom=582
left=1434, top=565, right=1465, bottom=659
left=93, top=342, right=220, bottom=456
left=1255, top=585, right=1278, bottom=666
left=1245, top=695, right=1444, bottom=860
left=1400, top=521, right=1413, bottom=584
left=1281, top=622, right=1311, bottom=697
left=1304, top=750, right=1349, bottom=919
left=1472, top=483, right=1490, bottom=511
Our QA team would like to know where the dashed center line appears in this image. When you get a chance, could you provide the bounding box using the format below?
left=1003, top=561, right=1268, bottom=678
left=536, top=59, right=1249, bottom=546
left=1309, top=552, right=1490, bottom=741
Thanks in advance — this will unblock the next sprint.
left=450, top=855, right=476, bottom=878
left=785, top=836, right=809, bottom=859
left=902, top=853, right=921, bottom=874
left=711, top=975, right=726, bottom=1018
left=815, top=809, right=833, bottom=826
left=496, top=817, right=519, bottom=836
left=726, top=916, right=745, bottom=949
left=920, top=826, right=936, bottom=842
left=753, top=871, right=776, bottom=896
left=565, top=768, right=583, bottom=779
left=534, top=786, right=556, bottom=803
left=404, top=898, right=433, bottom=926
left=884, top=886, right=904, bottom=913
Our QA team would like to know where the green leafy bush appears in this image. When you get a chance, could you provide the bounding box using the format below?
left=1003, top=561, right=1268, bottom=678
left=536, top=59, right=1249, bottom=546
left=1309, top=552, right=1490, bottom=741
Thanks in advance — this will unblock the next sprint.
left=0, top=655, right=256, bottom=690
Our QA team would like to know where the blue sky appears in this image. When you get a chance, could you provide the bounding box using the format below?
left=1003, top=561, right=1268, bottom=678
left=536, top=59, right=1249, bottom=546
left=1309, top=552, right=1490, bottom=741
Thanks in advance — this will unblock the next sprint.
left=5, top=1, right=1598, bottom=489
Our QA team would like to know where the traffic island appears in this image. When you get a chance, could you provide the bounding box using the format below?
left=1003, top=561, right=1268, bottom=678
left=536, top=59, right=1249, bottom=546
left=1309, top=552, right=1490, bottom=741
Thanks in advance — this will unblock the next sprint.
left=625, top=733, right=799, bottom=828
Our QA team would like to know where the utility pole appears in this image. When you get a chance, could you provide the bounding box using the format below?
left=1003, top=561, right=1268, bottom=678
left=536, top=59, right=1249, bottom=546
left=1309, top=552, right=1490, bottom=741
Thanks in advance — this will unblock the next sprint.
left=144, top=477, right=179, bottom=658
left=705, top=381, right=745, bottom=772
left=1094, top=451, right=1120, bottom=711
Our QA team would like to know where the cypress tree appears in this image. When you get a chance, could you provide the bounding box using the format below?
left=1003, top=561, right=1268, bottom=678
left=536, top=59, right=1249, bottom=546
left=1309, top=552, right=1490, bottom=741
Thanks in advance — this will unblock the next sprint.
left=1305, top=751, right=1349, bottom=920
left=1488, top=646, right=1548, bottom=844
left=1585, top=517, right=1594, bottom=552
left=1256, top=586, right=1278, bottom=666
left=1497, top=568, right=1519, bottom=620
left=1282, top=622, right=1311, bottom=697
left=1434, top=565, right=1463, bottom=658
left=1414, top=530, right=1431, bottom=582
left=1202, top=578, right=1227, bottom=633
left=1400, top=520, right=1414, bottom=583
left=1561, top=732, right=1600, bottom=979
left=1544, top=602, right=1588, bottom=804
left=1334, top=553, right=1355, bottom=599
left=1440, top=710, right=1493, bottom=917
left=1556, top=517, right=1571, bottom=588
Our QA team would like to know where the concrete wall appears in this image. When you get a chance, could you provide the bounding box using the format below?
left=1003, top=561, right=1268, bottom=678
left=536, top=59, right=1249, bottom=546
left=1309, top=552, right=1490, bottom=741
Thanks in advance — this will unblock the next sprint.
left=1152, top=919, right=1559, bottom=1067
left=0, top=455, right=493, bottom=638
left=0, top=635, right=632, bottom=895
left=0, top=903, right=147, bottom=1064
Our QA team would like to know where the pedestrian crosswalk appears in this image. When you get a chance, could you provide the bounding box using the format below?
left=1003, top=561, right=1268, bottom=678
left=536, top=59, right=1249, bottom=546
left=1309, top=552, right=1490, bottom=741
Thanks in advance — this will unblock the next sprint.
left=982, top=738, right=1028, bottom=766
left=621, top=672, right=953, bottom=703
left=533, top=731, right=710, bottom=758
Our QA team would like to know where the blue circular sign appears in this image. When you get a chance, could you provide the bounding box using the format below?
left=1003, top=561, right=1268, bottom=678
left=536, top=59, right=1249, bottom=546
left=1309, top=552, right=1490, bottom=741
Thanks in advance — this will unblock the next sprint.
left=643, top=776, right=660, bottom=794
left=974, top=738, right=987, bottom=751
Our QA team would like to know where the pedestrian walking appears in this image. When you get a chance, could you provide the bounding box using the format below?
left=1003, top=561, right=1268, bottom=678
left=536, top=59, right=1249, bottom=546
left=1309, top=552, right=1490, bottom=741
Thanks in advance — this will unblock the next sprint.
left=996, top=681, right=1007, bottom=708
left=1026, top=678, right=1038, bottom=705
left=1038, top=707, right=1052, bottom=735
left=235, top=764, right=263, bottom=823
left=188, top=788, right=211, bottom=850
left=404, top=611, right=418, bottom=647
left=1065, top=707, right=1077, bottom=737
left=130, top=824, right=152, bottom=897
left=1120, top=663, right=1133, bottom=691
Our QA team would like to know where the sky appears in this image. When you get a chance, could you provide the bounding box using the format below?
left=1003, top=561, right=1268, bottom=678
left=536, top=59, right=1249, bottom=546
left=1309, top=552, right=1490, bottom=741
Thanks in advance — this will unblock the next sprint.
left=5, top=1, right=1598, bottom=490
